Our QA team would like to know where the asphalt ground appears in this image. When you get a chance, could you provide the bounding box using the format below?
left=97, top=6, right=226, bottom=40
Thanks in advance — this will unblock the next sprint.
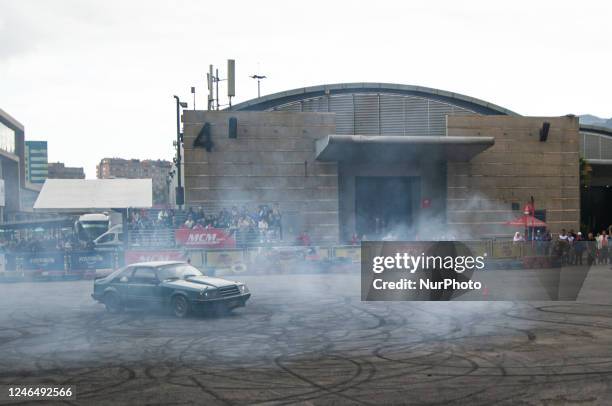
left=1, top=267, right=612, bottom=405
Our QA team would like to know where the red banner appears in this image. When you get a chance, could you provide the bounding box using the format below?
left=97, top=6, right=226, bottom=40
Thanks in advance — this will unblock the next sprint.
left=175, top=228, right=236, bottom=248
left=125, top=250, right=185, bottom=265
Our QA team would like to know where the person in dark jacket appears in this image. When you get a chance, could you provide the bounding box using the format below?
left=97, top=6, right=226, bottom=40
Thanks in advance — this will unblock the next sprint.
left=586, top=232, right=597, bottom=266
left=574, top=232, right=585, bottom=265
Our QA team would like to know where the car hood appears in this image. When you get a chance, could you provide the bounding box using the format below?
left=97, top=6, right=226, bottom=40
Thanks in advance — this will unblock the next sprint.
left=162, top=276, right=236, bottom=289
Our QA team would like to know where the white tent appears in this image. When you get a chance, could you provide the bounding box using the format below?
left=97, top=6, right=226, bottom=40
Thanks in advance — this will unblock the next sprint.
left=34, top=179, right=153, bottom=212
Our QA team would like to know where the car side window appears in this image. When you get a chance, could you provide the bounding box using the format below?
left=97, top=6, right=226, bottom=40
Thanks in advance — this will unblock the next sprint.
left=112, top=267, right=132, bottom=283
left=131, top=267, right=158, bottom=284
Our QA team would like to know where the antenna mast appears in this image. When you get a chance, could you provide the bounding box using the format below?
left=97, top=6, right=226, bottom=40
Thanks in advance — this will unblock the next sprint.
left=205, top=60, right=236, bottom=110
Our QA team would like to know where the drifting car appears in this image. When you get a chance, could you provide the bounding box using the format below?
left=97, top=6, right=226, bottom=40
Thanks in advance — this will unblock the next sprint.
left=92, top=261, right=250, bottom=317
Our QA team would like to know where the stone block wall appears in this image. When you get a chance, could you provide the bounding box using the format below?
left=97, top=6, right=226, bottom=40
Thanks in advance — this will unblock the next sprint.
left=447, top=115, right=580, bottom=237
left=182, top=111, right=338, bottom=243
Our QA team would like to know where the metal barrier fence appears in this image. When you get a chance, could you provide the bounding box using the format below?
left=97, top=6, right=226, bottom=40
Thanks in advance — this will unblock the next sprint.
left=127, top=226, right=328, bottom=249
left=3, top=250, right=121, bottom=278
left=1, top=240, right=600, bottom=280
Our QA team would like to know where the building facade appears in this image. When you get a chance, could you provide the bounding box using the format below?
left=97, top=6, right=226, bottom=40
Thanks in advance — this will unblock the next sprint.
left=25, top=140, right=48, bottom=184
left=578, top=125, right=612, bottom=232
left=0, top=108, right=46, bottom=221
left=182, top=111, right=338, bottom=242
left=0, top=108, right=25, bottom=222
left=180, top=83, right=605, bottom=242
left=47, top=162, right=85, bottom=179
left=96, top=158, right=172, bottom=205
left=446, top=115, right=579, bottom=237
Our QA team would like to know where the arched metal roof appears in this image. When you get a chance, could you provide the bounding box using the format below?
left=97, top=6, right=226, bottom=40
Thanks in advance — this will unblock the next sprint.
left=580, top=124, right=612, bottom=137
left=230, top=82, right=519, bottom=116
left=229, top=82, right=612, bottom=159
left=579, top=124, right=612, bottom=162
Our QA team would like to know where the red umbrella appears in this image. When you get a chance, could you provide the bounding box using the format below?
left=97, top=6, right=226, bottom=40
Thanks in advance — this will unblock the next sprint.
left=504, top=214, right=547, bottom=228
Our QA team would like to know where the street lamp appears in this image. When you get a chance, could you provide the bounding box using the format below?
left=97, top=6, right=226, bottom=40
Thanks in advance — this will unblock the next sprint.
left=173, top=95, right=188, bottom=207
left=250, top=74, right=267, bottom=98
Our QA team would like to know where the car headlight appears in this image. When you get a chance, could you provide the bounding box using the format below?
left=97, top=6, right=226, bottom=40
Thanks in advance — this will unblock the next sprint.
left=199, top=288, right=218, bottom=299
left=239, top=284, right=249, bottom=294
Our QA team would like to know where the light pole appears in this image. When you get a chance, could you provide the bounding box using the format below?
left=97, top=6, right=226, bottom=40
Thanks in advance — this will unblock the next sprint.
left=173, top=95, right=188, bottom=208
left=250, top=74, right=266, bottom=98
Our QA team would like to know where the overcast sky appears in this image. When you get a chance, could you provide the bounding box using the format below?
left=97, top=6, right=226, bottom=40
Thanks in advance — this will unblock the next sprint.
left=1, top=0, right=611, bottom=178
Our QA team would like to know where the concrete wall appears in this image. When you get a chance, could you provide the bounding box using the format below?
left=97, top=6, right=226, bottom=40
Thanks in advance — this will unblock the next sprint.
left=447, top=115, right=580, bottom=237
left=0, top=158, right=20, bottom=220
left=182, top=111, right=338, bottom=243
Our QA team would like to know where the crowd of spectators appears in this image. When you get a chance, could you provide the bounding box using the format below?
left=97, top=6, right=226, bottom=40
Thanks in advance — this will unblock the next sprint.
left=4, top=207, right=612, bottom=260
left=0, top=204, right=286, bottom=253
left=128, top=203, right=283, bottom=246
left=0, top=232, right=80, bottom=254
left=180, top=203, right=283, bottom=245
left=555, top=228, right=612, bottom=266
left=511, top=227, right=612, bottom=266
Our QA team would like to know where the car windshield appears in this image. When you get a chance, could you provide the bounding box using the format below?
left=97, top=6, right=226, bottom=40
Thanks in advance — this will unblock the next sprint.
left=104, top=266, right=129, bottom=280
left=157, top=264, right=204, bottom=281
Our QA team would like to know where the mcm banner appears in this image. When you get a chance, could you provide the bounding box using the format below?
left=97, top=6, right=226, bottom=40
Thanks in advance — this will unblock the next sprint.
left=175, top=228, right=236, bottom=248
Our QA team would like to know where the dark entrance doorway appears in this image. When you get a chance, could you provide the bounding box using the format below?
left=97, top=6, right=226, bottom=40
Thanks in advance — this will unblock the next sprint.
left=581, top=186, right=612, bottom=233
left=355, top=176, right=419, bottom=239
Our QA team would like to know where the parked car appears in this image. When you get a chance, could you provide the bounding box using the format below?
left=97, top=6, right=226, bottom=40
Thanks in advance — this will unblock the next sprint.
left=92, top=261, right=250, bottom=317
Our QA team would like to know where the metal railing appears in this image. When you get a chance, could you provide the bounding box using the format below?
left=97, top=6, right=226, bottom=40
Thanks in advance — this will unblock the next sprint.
left=126, top=225, right=297, bottom=249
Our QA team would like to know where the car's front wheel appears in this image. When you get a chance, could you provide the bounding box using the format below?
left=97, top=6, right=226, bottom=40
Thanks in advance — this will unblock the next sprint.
left=103, top=292, right=123, bottom=314
left=172, top=295, right=190, bottom=318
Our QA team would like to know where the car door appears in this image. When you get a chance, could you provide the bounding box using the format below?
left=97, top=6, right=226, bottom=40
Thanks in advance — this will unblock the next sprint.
left=109, top=267, right=132, bottom=301
left=128, top=267, right=162, bottom=307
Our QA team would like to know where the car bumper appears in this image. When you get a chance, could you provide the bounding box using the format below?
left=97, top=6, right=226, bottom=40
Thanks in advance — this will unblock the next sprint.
left=192, top=293, right=251, bottom=309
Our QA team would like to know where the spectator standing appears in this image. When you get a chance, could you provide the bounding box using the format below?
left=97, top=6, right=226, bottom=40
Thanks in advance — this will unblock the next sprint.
left=258, top=217, right=269, bottom=243
left=596, top=232, right=605, bottom=264
left=237, top=215, right=251, bottom=248
left=568, top=230, right=576, bottom=264
left=513, top=232, right=524, bottom=243
left=558, top=229, right=569, bottom=264
left=602, top=231, right=609, bottom=264
left=543, top=231, right=552, bottom=256
left=574, top=232, right=584, bottom=265
left=271, top=203, right=282, bottom=240
left=297, top=230, right=311, bottom=246
left=587, top=232, right=597, bottom=266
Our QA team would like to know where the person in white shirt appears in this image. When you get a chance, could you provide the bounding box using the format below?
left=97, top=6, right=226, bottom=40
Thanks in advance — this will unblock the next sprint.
left=558, top=229, right=570, bottom=264
left=258, top=219, right=269, bottom=243
left=600, top=230, right=609, bottom=264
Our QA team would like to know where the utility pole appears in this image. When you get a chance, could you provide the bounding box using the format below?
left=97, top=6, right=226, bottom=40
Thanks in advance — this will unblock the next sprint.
left=208, top=65, right=214, bottom=110
left=172, top=96, right=187, bottom=207
left=215, top=68, right=220, bottom=110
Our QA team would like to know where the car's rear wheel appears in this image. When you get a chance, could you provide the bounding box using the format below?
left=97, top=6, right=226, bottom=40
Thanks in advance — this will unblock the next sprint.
left=172, top=295, right=190, bottom=318
left=104, top=292, right=123, bottom=314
